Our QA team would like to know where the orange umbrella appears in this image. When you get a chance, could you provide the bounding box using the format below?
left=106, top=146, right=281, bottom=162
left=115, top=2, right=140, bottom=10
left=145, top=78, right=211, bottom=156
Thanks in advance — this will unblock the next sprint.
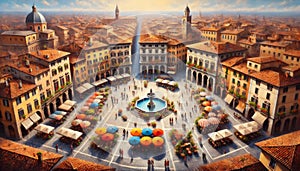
left=95, top=127, right=106, bottom=135
left=94, top=92, right=101, bottom=96
left=76, top=114, right=86, bottom=120
left=152, top=137, right=164, bottom=147
left=87, top=98, right=94, bottom=103
left=101, top=133, right=114, bottom=141
left=198, top=119, right=210, bottom=128
left=204, top=106, right=212, bottom=112
left=130, top=128, right=142, bottom=136
left=152, top=128, right=164, bottom=137
left=54, top=114, right=63, bottom=120
left=202, top=101, right=211, bottom=107
left=140, top=136, right=152, bottom=146
left=72, top=119, right=82, bottom=126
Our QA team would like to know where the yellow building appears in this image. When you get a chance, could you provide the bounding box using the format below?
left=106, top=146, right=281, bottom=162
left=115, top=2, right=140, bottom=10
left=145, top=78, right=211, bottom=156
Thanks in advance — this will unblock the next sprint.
left=0, top=77, right=42, bottom=139
left=221, top=29, right=249, bottom=44
left=0, top=5, right=58, bottom=54
left=255, top=130, right=300, bottom=171
left=283, top=49, right=300, bottom=65
left=69, top=55, right=87, bottom=88
left=259, top=41, right=292, bottom=60
left=200, top=27, right=223, bottom=42
left=28, top=49, right=73, bottom=117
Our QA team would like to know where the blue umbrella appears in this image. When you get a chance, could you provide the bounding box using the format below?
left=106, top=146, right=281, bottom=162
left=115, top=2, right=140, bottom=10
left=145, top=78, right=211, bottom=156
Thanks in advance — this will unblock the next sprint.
left=212, top=105, right=222, bottom=111
left=54, top=110, right=67, bottom=116
left=142, top=128, right=153, bottom=136
left=90, top=102, right=99, bottom=108
left=107, top=126, right=118, bottom=133
left=129, top=136, right=140, bottom=146
left=205, top=95, right=214, bottom=101
left=49, top=114, right=58, bottom=119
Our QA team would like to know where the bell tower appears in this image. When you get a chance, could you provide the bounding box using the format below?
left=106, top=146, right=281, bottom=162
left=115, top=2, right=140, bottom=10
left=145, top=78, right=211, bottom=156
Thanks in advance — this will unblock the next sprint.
left=115, top=5, right=119, bottom=19
left=182, top=5, right=192, bottom=39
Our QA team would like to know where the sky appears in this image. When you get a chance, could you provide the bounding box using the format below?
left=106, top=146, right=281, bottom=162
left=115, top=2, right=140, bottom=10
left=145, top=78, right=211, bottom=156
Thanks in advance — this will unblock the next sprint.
left=1, top=0, right=300, bottom=13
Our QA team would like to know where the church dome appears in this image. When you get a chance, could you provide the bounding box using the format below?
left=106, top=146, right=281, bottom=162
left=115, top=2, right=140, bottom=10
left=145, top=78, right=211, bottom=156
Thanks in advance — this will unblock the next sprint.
left=26, top=5, right=46, bottom=23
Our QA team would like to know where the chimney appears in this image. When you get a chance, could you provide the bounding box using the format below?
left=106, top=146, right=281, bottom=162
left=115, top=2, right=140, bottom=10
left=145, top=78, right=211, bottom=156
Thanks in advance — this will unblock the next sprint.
left=19, top=80, right=22, bottom=89
left=37, top=152, right=42, bottom=164
left=25, top=60, right=30, bottom=67
left=29, top=68, right=32, bottom=73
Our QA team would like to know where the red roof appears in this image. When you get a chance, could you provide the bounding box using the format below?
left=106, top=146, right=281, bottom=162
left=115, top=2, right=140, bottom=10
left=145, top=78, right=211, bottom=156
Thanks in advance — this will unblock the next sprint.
left=255, top=130, right=300, bottom=171
left=188, top=41, right=246, bottom=55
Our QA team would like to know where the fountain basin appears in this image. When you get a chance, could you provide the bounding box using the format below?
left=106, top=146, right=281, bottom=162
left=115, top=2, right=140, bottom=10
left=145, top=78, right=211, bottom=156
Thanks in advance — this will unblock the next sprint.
left=136, top=97, right=167, bottom=113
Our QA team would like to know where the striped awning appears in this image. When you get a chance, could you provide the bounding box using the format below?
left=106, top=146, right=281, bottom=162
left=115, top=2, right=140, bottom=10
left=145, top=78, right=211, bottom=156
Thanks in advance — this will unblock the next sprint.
left=29, top=113, right=41, bottom=123
left=22, top=118, right=34, bottom=130
left=224, top=94, right=234, bottom=104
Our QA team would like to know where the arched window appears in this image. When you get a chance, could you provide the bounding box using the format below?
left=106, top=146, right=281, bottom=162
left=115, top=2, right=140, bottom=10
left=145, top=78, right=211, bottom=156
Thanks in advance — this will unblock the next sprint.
left=38, top=26, right=41, bottom=30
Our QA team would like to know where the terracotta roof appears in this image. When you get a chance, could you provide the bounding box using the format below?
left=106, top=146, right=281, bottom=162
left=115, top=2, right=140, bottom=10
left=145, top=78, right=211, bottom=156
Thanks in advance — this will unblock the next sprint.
left=284, top=49, right=300, bottom=57
left=0, top=79, right=37, bottom=99
left=238, top=39, right=256, bottom=46
left=83, top=41, right=109, bottom=51
left=260, top=41, right=290, bottom=47
left=29, top=49, right=70, bottom=63
left=247, top=56, right=278, bottom=64
left=53, top=157, right=115, bottom=171
left=221, top=29, right=245, bottom=35
left=8, top=61, right=49, bottom=76
left=199, top=153, right=266, bottom=171
left=139, top=34, right=168, bottom=44
left=221, top=56, right=245, bottom=67
left=69, top=54, right=85, bottom=64
left=0, top=137, right=63, bottom=171
left=188, top=41, right=246, bottom=55
left=201, top=27, right=222, bottom=32
left=255, top=130, right=300, bottom=171
left=1, top=30, right=36, bottom=36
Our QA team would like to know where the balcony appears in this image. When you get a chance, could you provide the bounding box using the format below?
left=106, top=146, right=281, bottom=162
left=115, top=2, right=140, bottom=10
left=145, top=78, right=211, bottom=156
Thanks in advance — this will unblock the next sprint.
left=42, top=82, right=73, bottom=105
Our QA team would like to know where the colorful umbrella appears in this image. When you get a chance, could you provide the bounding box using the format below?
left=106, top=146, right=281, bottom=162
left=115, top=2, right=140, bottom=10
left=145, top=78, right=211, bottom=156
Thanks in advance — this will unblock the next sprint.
left=95, top=127, right=106, bottom=135
left=200, top=92, right=207, bottom=97
left=72, top=119, right=82, bottom=126
left=87, top=98, right=94, bottom=103
left=90, top=102, right=99, bottom=108
left=208, top=117, right=220, bottom=125
left=205, top=95, right=214, bottom=101
left=94, top=92, right=101, bottom=96
left=129, top=136, right=141, bottom=146
left=152, top=128, right=164, bottom=137
left=80, top=121, right=91, bottom=128
left=202, top=101, right=211, bottom=107
left=211, top=101, right=218, bottom=105
left=140, top=136, right=152, bottom=146
left=130, top=128, right=142, bottom=136
left=208, top=112, right=217, bottom=117
left=93, top=99, right=101, bottom=103
left=198, top=119, right=210, bottom=128
left=76, top=114, right=86, bottom=120
left=142, top=128, right=153, bottom=136
left=101, top=133, right=114, bottom=141
left=107, top=126, right=118, bottom=133
left=81, top=106, right=89, bottom=112
left=84, top=102, right=91, bottom=107
left=152, top=137, right=164, bottom=147
left=204, top=106, right=212, bottom=112
left=212, top=105, right=222, bottom=111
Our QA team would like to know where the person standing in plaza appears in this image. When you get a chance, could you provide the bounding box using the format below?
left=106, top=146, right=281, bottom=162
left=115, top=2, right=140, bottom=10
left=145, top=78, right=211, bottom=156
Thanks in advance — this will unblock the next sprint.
left=55, top=144, right=58, bottom=153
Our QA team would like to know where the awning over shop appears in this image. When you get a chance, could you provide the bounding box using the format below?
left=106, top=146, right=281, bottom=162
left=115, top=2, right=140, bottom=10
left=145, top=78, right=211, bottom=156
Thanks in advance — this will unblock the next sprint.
left=235, top=101, right=246, bottom=113
left=168, top=81, right=177, bottom=86
left=75, top=86, right=87, bottom=94
left=217, top=129, right=233, bottom=138
left=252, top=111, right=267, bottom=126
left=57, top=127, right=83, bottom=140
left=208, top=132, right=223, bottom=141
left=21, top=118, right=34, bottom=130
left=29, top=113, right=41, bottom=123
left=121, top=73, right=130, bottom=78
left=64, top=100, right=77, bottom=107
left=224, top=94, right=234, bottom=104
left=114, top=75, right=123, bottom=80
left=58, top=103, right=73, bottom=111
left=82, top=82, right=94, bottom=90
left=34, top=124, right=54, bottom=134
left=167, top=71, right=176, bottom=75
left=156, top=78, right=163, bottom=83
left=107, top=76, right=117, bottom=82
left=92, top=79, right=108, bottom=87
left=162, top=80, right=170, bottom=84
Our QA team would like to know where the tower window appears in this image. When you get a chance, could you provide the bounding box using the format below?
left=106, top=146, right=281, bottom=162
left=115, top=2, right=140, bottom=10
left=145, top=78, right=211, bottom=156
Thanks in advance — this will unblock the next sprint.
left=38, top=26, right=40, bottom=30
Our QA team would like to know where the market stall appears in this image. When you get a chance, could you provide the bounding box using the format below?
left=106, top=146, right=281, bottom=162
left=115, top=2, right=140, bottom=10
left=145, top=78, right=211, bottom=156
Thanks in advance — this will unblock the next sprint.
left=34, top=124, right=54, bottom=139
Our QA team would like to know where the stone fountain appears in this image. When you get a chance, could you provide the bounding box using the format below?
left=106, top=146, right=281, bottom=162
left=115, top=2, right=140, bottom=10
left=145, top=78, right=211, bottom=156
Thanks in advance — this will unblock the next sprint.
left=147, top=89, right=155, bottom=110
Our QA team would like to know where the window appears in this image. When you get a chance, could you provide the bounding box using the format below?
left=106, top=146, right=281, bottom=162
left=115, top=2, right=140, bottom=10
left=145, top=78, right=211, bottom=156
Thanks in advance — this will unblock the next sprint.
left=255, top=88, right=259, bottom=94
left=282, top=96, right=286, bottom=103
left=32, top=88, right=36, bottom=96
left=244, top=75, right=248, bottom=81
left=39, top=85, right=43, bottom=91
left=267, top=84, right=273, bottom=91
left=25, top=92, right=30, bottom=100
left=266, top=93, right=270, bottom=100
left=40, top=93, right=45, bottom=102
left=269, top=158, right=276, bottom=169
left=256, top=79, right=261, bottom=86
left=233, top=71, right=237, bottom=76
left=283, top=87, right=288, bottom=93
left=16, top=97, right=22, bottom=105
left=18, top=109, right=24, bottom=120
left=5, top=111, right=12, bottom=121
left=296, top=84, right=300, bottom=90
left=47, top=89, right=51, bottom=97
left=27, top=104, right=32, bottom=114
left=295, top=93, right=299, bottom=100
left=243, top=83, right=247, bottom=89
left=3, top=99, right=9, bottom=107
left=254, top=64, right=258, bottom=68
left=34, top=99, right=39, bottom=109
left=232, top=78, right=235, bottom=84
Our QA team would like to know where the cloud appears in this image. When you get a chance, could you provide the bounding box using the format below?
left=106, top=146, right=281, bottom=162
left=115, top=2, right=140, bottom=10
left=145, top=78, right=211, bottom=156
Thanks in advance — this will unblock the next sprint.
left=42, top=0, right=50, bottom=6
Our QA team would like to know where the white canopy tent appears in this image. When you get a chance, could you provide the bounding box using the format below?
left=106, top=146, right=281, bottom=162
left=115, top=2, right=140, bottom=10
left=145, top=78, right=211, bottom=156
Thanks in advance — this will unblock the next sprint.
left=57, top=127, right=83, bottom=140
left=34, top=124, right=54, bottom=134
